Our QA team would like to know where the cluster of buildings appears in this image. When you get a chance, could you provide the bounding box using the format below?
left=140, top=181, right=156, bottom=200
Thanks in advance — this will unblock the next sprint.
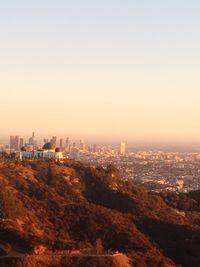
left=7, top=133, right=200, bottom=193
left=68, top=150, right=200, bottom=193
left=20, top=142, right=63, bottom=160
left=9, top=133, right=63, bottom=160
left=7, top=132, right=126, bottom=160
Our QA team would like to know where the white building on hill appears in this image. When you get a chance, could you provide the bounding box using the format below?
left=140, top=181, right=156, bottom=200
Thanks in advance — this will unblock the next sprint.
left=20, top=142, right=63, bottom=160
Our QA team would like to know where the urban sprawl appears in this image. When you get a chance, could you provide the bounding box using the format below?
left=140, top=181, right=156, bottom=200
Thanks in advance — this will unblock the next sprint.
left=1, top=132, right=200, bottom=193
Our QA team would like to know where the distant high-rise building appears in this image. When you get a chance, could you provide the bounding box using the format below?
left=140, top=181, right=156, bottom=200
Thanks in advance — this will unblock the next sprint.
left=28, top=132, right=38, bottom=149
left=120, top=142, right=126, bottom=155
left=51, top=136, right=57, bottom=145
left=65, top=137, right=69, bottom=149
left=79, top=139, right=86, bottom=151
left=19, top=138, right=24, bottom=148
left=29, top=132, right=35, bottom=146
left=10, top=136, right=19, bottom=151
left=43, top=139, right=49, bottom=144
left=33, top=140, right=38, bottom=149
left=60, top=138, right=64, bottom=149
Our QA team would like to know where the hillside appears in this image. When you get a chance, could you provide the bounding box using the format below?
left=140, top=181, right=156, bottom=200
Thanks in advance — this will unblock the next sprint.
left=0, top=159, right=200, bottom=267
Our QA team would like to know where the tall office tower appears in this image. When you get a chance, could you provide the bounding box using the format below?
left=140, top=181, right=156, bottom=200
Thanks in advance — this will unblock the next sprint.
left=33, top=140, right=38, bottom=149
left=79, top=139, right=86, bottom=151
left=51, top=136, right=57, bottom=145
left=65, top=137, right=69, bottom=149
left=120, top=142, right=126, bottom=155
left=72, top=142, right=76, bottom=150
left=19, top=138, right=24, bottom=148
left=59, top=138, right=64, bottom=149
left=10, top=136, right=19, bottom=151
left=29, top=132, right=35, bottom=146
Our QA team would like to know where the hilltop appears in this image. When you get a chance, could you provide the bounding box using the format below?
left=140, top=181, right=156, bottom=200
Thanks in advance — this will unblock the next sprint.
left=0, top=159, right=200, bottom=267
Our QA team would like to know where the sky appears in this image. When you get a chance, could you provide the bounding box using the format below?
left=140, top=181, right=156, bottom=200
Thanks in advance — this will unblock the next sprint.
left=1, top=1, right=200, bottom=144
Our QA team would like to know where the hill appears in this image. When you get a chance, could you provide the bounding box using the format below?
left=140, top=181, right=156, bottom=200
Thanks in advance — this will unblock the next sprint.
left=0, top=159, right=200, bottom=267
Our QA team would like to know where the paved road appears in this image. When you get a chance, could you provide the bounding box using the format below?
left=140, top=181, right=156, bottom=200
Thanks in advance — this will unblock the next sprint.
left=0, top=242, right=122, bottom=260
left=0, top=253, right=122, bottom=259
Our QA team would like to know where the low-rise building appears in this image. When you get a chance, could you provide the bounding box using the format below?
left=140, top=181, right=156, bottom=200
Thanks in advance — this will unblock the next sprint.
left=20, top=142, right=63, bottom=160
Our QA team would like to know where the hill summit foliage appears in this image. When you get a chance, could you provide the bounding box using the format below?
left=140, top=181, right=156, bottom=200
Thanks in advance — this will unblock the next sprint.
left=0, top=159, right=200, bottom=267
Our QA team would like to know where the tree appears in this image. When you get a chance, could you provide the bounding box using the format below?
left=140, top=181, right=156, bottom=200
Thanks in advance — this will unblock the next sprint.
left=0, top=187, right=23, bottom=219
left=95, top=238, right=104, bottom=254
left=3, top=243, right=12, bottom=255
left=113, top=254, right=132, bottom=267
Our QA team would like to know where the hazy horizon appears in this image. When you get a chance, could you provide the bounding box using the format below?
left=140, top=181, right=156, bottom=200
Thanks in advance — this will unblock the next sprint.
left=1, top=1, right=200, bottom=143
left=2, top=133, right=200, bottom=151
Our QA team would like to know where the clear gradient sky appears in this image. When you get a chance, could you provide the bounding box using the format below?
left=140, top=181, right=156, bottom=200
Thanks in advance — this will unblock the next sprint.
left=1, top=1, right=200, bottom=143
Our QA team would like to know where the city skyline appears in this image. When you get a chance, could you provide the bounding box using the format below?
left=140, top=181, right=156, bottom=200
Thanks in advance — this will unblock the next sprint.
left=2, top=132, right=200, bottom=152
left=1, top=1, right=200, bottom=143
